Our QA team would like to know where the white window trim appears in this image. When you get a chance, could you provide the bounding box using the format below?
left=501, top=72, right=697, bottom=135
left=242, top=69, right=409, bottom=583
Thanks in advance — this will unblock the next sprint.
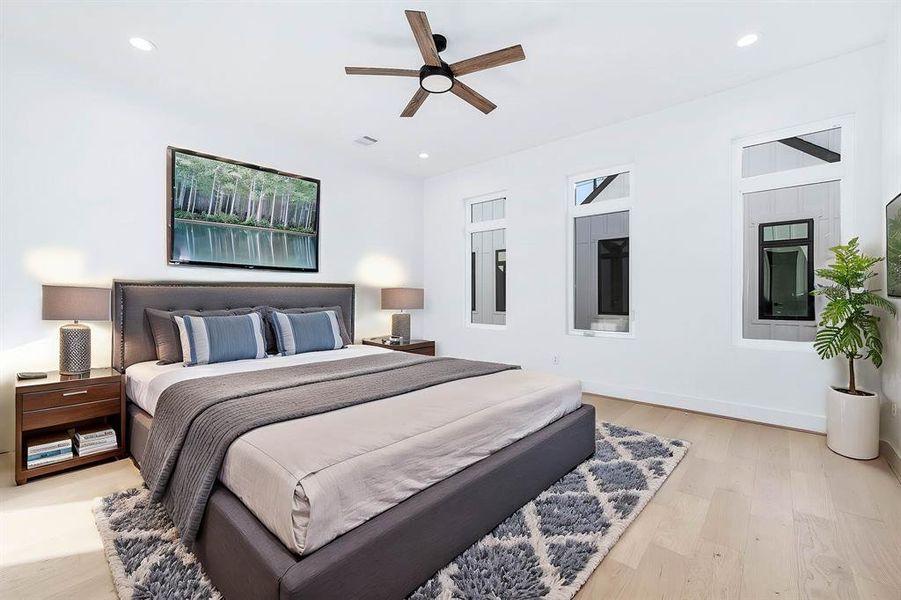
left=730, top=115, right=854, bottom=351
left=465, top=192, right=507, bottom=330
left=565, top=163, right=636, bottom=339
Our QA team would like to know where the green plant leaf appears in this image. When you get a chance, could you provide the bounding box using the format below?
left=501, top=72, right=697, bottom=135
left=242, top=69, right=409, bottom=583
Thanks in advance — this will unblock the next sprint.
left=818, top=298, right=853, bottom=326
left=861, top=315, right=884, bottom=367
left=813, top=325, right=844, bottom=360
left=858, top=291, right=898, bottom=316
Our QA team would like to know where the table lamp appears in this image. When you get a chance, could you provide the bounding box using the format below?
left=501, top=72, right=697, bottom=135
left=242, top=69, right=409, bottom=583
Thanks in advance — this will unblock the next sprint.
left=381, top=287, right=424, bottom=342
left=42, top=285, right=111, bottom=375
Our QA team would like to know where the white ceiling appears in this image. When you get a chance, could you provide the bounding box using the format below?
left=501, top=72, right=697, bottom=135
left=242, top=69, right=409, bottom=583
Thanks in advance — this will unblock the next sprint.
left=2, top=1, right=895, bottom=178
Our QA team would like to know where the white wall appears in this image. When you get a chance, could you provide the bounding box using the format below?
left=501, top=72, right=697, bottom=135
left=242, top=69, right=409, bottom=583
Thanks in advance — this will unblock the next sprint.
left=423, top=46, right=886, bottom=432
left=881, top=5, right=901, bottom=458
left=0, top=49, right=424, bottom=453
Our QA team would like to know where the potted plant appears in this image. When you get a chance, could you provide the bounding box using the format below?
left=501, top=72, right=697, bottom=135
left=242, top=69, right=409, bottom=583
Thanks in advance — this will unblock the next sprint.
left=813, top=237, right=897, bottom=459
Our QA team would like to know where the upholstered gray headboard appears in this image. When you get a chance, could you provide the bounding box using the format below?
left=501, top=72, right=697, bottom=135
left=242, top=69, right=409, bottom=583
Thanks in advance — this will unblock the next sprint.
left=112, top=280, right=355, bottom=372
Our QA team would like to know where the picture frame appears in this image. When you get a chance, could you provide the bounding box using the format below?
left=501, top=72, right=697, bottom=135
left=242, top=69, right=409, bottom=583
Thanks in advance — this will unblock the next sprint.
left=166, top=147, right=321, bottom=272
left=887, top=192, right=901, bottom=297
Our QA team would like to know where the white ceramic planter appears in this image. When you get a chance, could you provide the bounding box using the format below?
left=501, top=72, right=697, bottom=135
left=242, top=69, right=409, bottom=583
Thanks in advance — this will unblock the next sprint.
left=826, top=386, right=880, bottom=460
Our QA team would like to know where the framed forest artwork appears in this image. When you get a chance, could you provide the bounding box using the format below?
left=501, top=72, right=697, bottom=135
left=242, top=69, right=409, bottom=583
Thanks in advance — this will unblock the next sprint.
left=167, top=147, right=321, bottom=272
left=888, top=192, right=901, bottom=297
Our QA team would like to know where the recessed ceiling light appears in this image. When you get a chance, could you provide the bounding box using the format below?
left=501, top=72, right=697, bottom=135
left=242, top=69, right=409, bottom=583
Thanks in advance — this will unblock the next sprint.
left=129, top=37, right=156, bottom=52
left=418, top=152, right=430, bottom=159
left=736, top=33, right=758, bottom=48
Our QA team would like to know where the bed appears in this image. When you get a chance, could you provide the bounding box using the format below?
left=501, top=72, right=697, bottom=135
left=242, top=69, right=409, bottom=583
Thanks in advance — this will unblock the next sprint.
left=114, top=280, right=596, bottom=600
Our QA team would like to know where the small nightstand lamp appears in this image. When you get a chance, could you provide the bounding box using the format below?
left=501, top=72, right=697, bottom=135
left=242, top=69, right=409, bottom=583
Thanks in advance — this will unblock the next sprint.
left=42, top=285, right=111, bottom=375
left=381, top=287, right=424, bottom=343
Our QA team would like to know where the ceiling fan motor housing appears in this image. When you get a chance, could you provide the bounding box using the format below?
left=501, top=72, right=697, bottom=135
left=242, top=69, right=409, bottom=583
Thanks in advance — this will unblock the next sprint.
left=419, top=62, right=455, bottom=94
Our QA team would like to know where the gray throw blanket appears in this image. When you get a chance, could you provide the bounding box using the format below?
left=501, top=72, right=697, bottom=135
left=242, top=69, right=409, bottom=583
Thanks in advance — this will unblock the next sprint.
left=141, top=352, right=519, bottom=546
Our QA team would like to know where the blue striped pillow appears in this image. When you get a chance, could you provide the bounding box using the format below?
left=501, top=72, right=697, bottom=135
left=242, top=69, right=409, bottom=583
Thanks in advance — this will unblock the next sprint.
left=173, top=313, right=267, bottom=366
left=270, top=310, right=344, bottom=355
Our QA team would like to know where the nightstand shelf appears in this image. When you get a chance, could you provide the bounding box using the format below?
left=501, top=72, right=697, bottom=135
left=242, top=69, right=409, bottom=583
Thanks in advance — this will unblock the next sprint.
left=21, top=447, right=122, bottom=480
left=362, top=337, right=436, bottom=356
left=15, top=368, right=127, bottom=485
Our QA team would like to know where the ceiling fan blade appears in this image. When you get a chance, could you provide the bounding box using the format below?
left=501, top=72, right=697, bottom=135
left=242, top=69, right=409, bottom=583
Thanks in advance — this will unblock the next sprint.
left=450, top=44, right=525, bottom=76
left=345, top=67, right=420, bottom=77
left=405, top=10, right=441, bottom=67
left=450, top=80, right=496, bottom=114
left=401, top=87, right=430, bottom=117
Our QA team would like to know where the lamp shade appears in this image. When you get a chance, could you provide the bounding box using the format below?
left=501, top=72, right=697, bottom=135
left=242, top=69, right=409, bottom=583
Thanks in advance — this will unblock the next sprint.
left=381, top=287, right=424, bottom=310
left=42, top=285, right=111, bottom=321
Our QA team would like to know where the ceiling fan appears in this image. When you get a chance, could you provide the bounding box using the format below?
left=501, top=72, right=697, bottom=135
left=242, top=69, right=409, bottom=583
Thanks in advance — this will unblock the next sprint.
left=345, top=10, right=525, bottom=117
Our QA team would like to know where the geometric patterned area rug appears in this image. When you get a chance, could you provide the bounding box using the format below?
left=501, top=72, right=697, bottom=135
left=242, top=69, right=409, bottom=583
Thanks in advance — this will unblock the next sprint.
left=93, top=488, right=221, bottom=600
left=93, top=423, right=688, bottom=600
left=410, top=422, right=688, bottom=599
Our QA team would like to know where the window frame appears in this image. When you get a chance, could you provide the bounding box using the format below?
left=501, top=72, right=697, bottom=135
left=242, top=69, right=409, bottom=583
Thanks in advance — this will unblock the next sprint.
left=465, top=192, right=507, bottom=330
left=566, top=164, right=636, bottom=339
left=757, top=218, right=815, bottom=321
left=731, top=115, right=853, bottom=351
left=494, top=249, right=506, bottom=313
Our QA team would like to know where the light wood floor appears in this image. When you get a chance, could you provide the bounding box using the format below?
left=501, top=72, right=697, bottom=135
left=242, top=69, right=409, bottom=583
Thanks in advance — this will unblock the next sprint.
left=1, top=395, right=899, bottom=600
left=577, top=395, right=901, bottom=600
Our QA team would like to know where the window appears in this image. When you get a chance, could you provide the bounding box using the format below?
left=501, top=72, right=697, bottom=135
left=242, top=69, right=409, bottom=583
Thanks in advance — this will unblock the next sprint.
left=495, top=250, right=506, bottom=312
left=598, top=238, right=629, bottom=315
left=470, top=252, right=476, bottom=311
left=736, top=120, right=846, bottom=343
left=467, top=197, right=506, bottom=326
left=742, top=127, right=841, bottom=178
left=569, top=168, right=632, bottom=335
left=758, top=219, right=814, bottom=320
left=471, top=197, right=504, bottom=222
left=574, top=171, right=630, bottom=205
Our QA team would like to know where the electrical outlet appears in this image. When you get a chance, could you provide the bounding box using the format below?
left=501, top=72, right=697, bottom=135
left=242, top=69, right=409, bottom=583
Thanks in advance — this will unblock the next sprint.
left=893, top=401, right=898, bottom=417
left=552, top=355, right=560, bottom=365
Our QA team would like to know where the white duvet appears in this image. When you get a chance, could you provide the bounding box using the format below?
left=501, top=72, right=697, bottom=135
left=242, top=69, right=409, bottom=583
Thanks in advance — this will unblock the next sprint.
left=126, top=346, right=582, bottom=555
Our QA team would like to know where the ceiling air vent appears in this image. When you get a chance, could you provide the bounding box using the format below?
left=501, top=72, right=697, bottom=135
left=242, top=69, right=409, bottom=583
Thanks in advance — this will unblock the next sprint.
left=354, top=136, right=379, bottom=146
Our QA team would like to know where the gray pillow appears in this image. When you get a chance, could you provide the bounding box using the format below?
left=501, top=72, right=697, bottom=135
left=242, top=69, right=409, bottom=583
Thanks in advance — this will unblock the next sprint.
left=146, top=307, right=255, bottom=364
left=254, top=305, right=352, bottom=353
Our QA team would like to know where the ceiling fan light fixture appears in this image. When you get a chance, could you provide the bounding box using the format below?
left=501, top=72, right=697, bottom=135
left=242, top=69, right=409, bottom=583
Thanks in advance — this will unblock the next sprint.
left=419, top=64, right=454, bottom=94
left=345, top=10, right=523, bottom=117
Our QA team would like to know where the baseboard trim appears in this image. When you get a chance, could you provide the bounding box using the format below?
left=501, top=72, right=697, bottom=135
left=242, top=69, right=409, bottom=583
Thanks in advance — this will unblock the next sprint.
left=880, top=440, right=901, bottom=483
left=581, top=380, right=826, bottom=433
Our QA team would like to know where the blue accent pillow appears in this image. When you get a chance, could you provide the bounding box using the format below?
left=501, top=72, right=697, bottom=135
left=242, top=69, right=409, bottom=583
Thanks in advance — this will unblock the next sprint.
left=173, top=313, right=267, bottom=366
left=270, top=310, right=344, bottom=355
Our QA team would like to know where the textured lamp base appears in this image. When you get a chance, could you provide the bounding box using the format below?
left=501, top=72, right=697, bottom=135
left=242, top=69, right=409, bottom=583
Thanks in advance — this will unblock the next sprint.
left=60, top=323, right=91, bottom=375
left=391, top=312, right=411, bottom=342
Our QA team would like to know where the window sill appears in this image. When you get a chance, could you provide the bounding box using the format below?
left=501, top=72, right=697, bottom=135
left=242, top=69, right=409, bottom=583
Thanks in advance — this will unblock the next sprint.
left=568, top=329, right=635, bottom=339
left=733, top=338, right=815, bottom=352
left=466, top=323, right=507, bottom=331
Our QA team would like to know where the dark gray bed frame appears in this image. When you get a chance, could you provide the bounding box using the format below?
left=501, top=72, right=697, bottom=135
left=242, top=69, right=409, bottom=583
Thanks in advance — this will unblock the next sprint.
left=114, top=280, right=596, bottom=600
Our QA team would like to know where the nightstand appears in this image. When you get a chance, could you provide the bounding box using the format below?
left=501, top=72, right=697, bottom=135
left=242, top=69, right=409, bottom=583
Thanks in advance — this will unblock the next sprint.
left=362, top=337, right=436, bottom=356
left=15, top=368, right=126, bottom=485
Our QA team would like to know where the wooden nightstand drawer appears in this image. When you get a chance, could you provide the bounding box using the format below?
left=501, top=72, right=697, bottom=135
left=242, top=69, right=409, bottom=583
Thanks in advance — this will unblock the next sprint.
left=404, top=347, right=436, bottom=356
left=22, top=382, right=120, bottom=412
left=22, top=398, right=121, bottom=431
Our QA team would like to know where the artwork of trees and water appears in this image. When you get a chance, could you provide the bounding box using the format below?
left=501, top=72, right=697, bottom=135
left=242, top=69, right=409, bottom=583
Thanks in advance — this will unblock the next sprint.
left=888, top=194, right=901, bottom=297
left=169, top=148, right=320, bottom=271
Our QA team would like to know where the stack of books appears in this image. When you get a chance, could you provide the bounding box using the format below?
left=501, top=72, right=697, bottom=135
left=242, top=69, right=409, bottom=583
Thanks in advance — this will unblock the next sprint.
left=26, top=434, right=73, bottom=469
left=74, top=426, right=118, bottom=456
